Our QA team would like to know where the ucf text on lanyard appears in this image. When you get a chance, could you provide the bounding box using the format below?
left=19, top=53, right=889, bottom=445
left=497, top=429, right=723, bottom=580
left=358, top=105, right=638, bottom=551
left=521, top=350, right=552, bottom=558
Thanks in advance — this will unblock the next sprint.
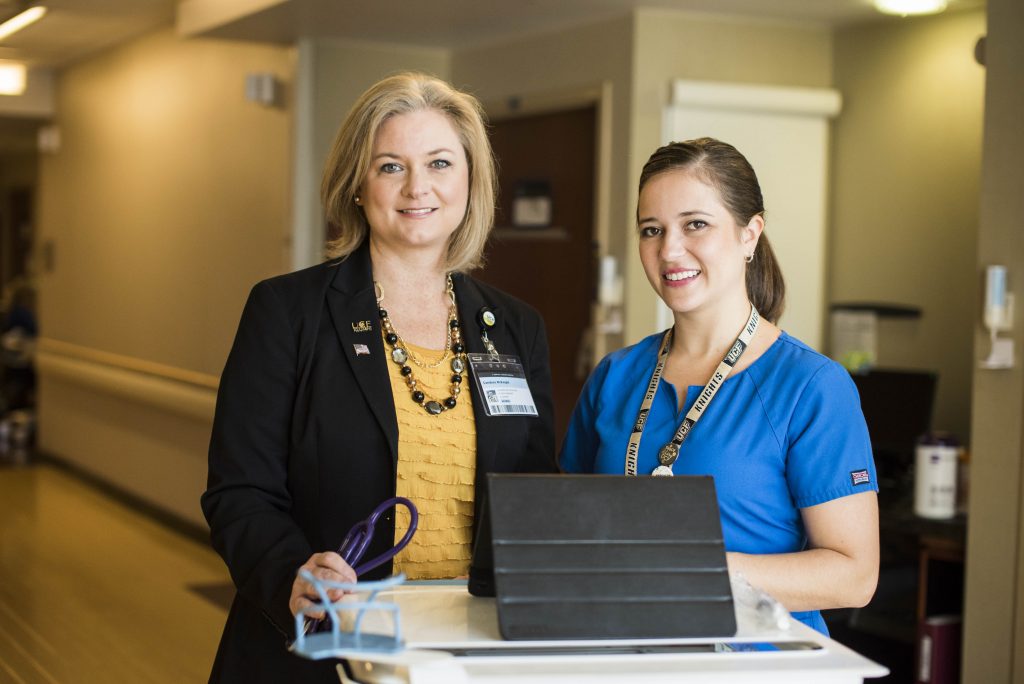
left=626, top=306, right=760, bottom=477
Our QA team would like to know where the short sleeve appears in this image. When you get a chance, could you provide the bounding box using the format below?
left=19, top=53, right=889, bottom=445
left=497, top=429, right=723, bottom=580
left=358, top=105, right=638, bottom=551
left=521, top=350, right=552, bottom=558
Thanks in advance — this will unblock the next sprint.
left=558, top=355, right=612, bottom=473
left=785, top=361, right=877, bottom=508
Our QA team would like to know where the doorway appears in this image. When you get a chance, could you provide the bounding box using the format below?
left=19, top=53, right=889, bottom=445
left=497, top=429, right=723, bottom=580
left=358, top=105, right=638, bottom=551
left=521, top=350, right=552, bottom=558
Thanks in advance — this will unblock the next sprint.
left=475, top=105, right=598, bottom=447
left=0, top=118, right=41, bottom=432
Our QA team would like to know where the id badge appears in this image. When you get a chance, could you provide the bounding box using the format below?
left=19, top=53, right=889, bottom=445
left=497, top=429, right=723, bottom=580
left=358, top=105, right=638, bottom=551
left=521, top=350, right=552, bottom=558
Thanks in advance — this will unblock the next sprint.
left=467, top=353, right=538, bottom=417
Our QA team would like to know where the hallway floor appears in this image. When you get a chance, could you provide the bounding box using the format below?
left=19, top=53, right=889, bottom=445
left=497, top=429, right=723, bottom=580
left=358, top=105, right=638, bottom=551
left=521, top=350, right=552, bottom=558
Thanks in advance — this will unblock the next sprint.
left=0, top=462, right=231, bottom=682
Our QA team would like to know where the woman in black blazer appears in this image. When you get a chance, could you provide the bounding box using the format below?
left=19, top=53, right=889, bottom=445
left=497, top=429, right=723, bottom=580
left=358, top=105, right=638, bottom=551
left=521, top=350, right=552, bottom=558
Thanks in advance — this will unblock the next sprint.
left=201, top=73, right=556, bottom=682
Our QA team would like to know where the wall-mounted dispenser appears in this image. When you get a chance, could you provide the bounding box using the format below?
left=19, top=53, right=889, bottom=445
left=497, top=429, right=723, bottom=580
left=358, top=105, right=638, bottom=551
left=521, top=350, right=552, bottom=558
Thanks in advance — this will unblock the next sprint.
left=596, top=255, right=623, bottom=334
left=981, top=265, right=1014, bottom=369
left=245, top=73, right=281, bottom=107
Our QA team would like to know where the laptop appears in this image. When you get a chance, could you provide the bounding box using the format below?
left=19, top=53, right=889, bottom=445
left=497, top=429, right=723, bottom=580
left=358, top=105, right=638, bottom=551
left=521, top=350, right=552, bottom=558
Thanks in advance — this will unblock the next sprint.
left=469, top=473, right=736, bottom=640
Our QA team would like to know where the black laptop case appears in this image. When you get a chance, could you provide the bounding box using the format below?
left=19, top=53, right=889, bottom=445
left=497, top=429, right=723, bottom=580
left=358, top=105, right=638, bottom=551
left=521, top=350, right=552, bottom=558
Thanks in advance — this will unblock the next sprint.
left=478, top=473, right=737, bottom=641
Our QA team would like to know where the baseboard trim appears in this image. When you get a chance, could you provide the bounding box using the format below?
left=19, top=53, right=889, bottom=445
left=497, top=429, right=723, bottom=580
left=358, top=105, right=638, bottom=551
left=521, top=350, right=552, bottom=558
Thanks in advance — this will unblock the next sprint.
left=36, top=451, right=211, bottom=547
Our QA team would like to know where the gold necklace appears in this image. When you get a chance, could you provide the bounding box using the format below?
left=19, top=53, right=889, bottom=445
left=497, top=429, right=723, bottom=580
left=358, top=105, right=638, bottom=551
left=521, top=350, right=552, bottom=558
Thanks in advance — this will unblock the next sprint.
left=375, top=275, right=466, bottom=415
left=402, top=331, right=451, bottom=370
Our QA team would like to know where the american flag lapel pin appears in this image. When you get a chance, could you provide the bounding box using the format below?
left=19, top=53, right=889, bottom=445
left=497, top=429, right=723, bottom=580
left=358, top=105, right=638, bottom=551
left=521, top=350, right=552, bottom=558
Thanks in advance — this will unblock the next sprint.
left=353, top=343, right=371, bottom=356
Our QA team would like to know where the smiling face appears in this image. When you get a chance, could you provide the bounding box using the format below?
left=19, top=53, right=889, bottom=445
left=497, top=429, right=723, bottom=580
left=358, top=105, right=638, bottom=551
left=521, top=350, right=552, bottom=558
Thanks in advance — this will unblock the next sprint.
left=637, top=169, right=762, bottom=319
left=359, top=108, right=470, bottom=260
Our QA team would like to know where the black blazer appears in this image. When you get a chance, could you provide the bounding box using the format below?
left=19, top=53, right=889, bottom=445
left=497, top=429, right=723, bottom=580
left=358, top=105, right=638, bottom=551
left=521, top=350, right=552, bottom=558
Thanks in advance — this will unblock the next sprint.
left=201, top=242, right=556, bottom=682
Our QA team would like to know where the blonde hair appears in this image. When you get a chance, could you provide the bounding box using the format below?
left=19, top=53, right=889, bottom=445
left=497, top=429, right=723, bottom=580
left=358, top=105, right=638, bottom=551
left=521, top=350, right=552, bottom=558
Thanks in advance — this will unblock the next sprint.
left=321, top=72, right=495, bottom=273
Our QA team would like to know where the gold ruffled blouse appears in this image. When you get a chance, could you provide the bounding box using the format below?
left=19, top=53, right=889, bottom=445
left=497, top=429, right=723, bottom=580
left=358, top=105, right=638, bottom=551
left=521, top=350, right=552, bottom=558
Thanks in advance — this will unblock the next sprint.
left=385, top=337, right=476, bottom=580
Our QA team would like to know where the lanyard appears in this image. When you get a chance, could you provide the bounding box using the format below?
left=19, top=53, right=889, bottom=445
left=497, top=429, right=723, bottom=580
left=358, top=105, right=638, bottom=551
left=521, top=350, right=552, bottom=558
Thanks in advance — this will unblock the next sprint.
left=625, top=306, right=760, bottom=477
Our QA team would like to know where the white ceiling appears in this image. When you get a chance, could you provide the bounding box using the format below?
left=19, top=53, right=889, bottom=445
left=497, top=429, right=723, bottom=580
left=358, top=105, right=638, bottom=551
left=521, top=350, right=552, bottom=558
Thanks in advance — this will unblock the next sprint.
left=0, top=0, right=987, bottom=69
left=0, top=0, right=174, bottom=68
left=0, top=0, right=987, bottom=151
left=190, top=0, right=985, bottom=46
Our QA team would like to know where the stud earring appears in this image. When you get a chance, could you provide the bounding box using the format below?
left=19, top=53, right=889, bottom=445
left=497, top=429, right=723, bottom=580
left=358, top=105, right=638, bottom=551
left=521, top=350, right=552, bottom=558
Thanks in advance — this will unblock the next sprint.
left=354, top=195, right=362, bottom=205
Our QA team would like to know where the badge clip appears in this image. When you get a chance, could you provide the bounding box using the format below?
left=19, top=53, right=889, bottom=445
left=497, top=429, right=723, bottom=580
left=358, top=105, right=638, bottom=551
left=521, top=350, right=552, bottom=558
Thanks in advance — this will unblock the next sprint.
left=477, top=307, right=500, bottom=359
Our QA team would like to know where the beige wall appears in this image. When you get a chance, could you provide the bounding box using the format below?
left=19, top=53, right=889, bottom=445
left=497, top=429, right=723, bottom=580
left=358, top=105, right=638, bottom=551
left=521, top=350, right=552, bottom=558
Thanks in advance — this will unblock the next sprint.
left=963, top=0, right=1024, bottom=678
left=38, top=29, right=293, bottom=373
left=831, top=10, right=985, bottom=440
left=35, top=28, right=294, bottom=524
left=626, top=10, right=833, bottom=342
left=452, top=14, right=635, bottom=354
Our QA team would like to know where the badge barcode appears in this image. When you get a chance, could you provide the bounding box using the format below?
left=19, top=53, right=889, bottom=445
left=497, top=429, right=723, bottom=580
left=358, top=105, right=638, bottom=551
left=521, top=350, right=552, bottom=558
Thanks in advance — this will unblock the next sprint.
left=492, top=404, right=537, bottom=415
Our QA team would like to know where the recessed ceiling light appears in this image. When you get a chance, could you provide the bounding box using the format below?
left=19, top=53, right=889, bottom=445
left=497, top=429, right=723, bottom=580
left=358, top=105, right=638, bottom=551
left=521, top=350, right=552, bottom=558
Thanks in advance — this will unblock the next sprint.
left=874, top=0, right=948, bottom=16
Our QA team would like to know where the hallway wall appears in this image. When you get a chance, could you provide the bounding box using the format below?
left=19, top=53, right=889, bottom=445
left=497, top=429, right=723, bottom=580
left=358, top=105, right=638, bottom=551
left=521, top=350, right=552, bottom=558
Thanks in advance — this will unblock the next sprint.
left=831, top=9, right=986, bottom=441
left=35, top=28, right=294, bottom=524
left=963, top=0, right=1024, bottom=676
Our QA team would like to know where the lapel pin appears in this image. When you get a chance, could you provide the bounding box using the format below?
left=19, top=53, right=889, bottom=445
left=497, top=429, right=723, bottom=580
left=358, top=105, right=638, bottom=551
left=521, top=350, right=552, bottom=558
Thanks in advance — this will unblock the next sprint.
left=351, top=320, right=372, bottom=333
left=353, top=344, right=371, bottom=356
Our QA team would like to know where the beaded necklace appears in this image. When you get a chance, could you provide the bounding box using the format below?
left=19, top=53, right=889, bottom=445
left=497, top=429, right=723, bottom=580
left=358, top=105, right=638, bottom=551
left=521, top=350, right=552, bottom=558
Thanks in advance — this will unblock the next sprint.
left=376, top=275, right=467, bottom=415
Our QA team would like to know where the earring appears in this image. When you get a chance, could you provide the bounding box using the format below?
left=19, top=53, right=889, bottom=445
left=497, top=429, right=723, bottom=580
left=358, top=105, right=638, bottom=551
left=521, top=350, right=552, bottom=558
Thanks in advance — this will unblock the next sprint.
left=354, top=195, right=362, bottom=205
left=744, top=253, right=754, bottom=264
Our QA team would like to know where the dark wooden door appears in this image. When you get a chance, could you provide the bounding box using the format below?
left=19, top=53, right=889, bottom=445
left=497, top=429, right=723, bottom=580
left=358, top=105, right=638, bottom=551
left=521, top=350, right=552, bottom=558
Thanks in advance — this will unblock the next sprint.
left=475, top=106, right=597, bottom=447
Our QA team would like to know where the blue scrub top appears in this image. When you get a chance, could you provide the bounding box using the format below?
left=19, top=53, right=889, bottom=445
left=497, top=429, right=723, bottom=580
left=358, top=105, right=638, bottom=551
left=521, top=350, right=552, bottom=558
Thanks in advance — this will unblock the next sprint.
left=560, top=331, right=878, bottom=635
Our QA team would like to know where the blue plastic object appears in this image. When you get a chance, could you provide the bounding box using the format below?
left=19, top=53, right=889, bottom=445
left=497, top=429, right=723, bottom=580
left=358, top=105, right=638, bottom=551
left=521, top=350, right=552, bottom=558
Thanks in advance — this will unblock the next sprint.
left=291, top=571, right=407, bottom=660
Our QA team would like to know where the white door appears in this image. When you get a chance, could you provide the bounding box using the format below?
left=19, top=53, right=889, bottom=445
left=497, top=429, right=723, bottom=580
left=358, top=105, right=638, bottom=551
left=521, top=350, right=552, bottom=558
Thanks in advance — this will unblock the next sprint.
left=660, top=80, right=841, bottom=350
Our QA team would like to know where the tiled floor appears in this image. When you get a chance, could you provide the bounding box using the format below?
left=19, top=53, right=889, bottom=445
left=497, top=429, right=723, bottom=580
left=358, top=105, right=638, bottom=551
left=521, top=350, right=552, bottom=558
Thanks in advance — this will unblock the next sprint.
left=0, top=462, right=231, bottom=682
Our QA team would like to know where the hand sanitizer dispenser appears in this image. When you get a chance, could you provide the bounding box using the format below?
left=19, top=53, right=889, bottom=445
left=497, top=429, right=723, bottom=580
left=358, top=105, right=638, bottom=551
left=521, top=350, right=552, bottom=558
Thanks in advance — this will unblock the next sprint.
left=981, top=265, right=1014, bottom=369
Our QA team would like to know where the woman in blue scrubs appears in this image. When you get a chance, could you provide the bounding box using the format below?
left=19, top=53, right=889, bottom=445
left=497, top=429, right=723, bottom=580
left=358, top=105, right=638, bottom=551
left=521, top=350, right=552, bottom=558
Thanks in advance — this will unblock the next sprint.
left=560, top=138, right=879, bottom=634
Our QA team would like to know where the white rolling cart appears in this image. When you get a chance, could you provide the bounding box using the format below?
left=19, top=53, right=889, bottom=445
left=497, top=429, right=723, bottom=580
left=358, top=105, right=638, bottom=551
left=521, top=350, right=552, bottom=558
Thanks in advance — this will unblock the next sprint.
left=301, top=582, right=887, bottom=684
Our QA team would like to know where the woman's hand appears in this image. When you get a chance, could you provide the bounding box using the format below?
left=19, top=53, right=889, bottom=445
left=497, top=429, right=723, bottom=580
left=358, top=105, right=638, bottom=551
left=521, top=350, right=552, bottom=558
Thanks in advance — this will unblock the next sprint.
left=289, top=551, right=358, bottom=619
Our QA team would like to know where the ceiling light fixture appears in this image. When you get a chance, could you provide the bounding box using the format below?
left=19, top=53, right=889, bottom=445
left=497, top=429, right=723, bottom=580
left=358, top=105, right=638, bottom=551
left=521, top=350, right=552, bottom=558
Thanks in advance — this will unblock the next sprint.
left=0, top=60, right=26, bottom=95
left=874, top=0, right=948, bottom=16
left=0, top=5, right=47, bottom=42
